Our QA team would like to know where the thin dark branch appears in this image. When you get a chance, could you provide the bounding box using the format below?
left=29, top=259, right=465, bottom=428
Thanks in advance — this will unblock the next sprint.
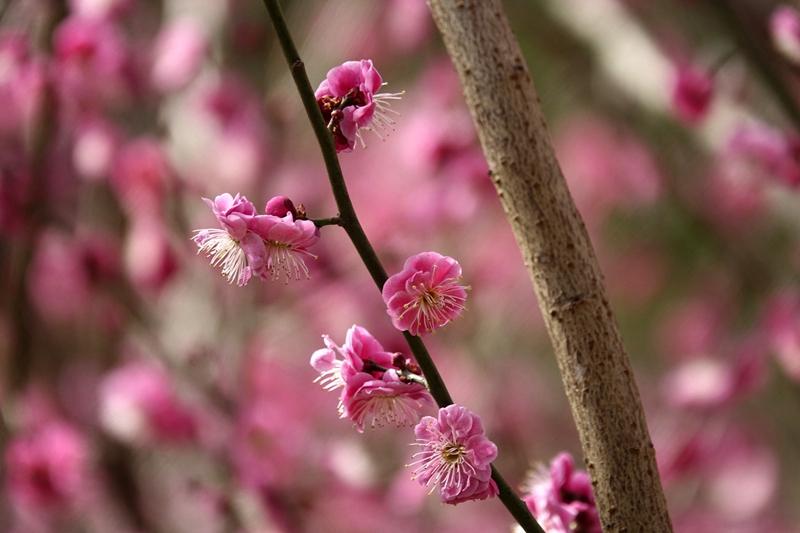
left=260, top=1, right=543, bottom=532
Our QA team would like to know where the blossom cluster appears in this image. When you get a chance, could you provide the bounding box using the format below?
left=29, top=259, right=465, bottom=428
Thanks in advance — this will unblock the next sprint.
left=193, top=193, right=319, bottom=286
left=311, top=325, right=434, bottom=432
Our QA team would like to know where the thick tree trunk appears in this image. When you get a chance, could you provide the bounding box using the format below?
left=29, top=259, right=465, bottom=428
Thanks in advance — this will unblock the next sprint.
left=426, top=1, right=674, bottom=532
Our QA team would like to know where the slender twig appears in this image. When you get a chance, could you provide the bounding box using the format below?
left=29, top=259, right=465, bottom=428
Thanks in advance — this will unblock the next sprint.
left=310, top=215, right=343, bottom=228
left=260, top=1, right=543, bottom=532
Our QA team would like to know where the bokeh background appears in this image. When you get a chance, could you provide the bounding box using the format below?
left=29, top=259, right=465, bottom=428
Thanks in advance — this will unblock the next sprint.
left=2, top=0, right=800, bottom=531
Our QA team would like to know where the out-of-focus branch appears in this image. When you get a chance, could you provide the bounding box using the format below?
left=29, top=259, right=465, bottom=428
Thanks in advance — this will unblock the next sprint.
left=709, top=0, right=800, bottom=130
left=426, top=1, right=673, bottom=532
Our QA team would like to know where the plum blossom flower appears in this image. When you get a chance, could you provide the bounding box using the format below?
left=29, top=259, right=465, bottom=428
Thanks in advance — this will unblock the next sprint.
left=193, top=193, right=265, bottom=286
left=409, top=404, right=498, bottom=505
left=382, top=252, right=469, bottom=336
left=193, top=194, right=319, bottom=286
left=522, top=452, right=601, bottom=533
left=671, top=63, right=714, bottom=124
left=311, top=325, right=433, bottom=432
left=251, top=211, right=319, bottom=282
left=315, top=59, right=403, bottom=152
left=770, top=5, right=800, bottom=65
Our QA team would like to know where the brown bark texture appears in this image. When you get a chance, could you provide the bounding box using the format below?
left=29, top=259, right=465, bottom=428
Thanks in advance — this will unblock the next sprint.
left=426, top=1, right=674, bottom=532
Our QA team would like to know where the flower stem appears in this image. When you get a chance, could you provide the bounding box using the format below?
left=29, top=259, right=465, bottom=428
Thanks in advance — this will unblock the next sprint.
left=310, top=216, right=343, bottom=228
left=261, top=1, right=544, bottom=532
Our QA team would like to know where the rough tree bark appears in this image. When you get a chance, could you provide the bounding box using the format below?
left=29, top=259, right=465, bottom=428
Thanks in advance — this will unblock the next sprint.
left=426, top=2, right=674, bottom=532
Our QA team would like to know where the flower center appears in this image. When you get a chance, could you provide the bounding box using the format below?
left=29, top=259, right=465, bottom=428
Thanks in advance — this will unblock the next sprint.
left=441, top=443, right=466, bottom=464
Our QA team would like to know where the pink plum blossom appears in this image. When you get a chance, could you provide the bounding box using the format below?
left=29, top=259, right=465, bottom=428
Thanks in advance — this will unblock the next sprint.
left=315, top=59, right=402, bottom=152
left=311, top=325, right=433, bottom=432
left=193, top=193, right=267, bottom=286
left=409, top=404, right=498, bottom=505
left=99, top=362, right=196, bottom=445
left=193, top=194, right=319, bottom=286
left=341, top=370, right=433, bottom=433
left=250, top=211, right=319, bottom=282
left=523, top=452, right=601, bottom=533
left=770, top=5, right=800, bottom=65
left=671, top=63, right=714, bottom=124
left=382, top=252, right=469, bottom=336
left=5, top=422, right=89, bottom=510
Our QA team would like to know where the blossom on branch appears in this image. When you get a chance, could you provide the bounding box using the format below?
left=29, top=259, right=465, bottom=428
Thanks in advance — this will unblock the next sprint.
left=522, top=452, right=601, bottom=533
left=310, top=325, right=434, bottom=432
left=315, top=59, right=403, bottom=152
left=409, top=404, right=498, bottom=505
left=382, top=252, right=469, bottom=336
left=193, top=193, right=319, bottom=286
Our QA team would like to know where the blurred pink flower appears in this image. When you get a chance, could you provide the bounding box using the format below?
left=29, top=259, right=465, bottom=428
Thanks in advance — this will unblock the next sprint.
left=315, top=59, right=402, bottom=152
left=723, top=123, right=800, bottom=188
left=762, top=291, right=800, bottom=381
left=151, top=18, right=208, bottom=93
left=0, top=32, right=47, bottom=139
left=410, top=404, right=498, bottom=505
left=770, top=5, right=800, bottom=65
left=124, top=215, right=180, bottom=293
left=523, top=452, right=601, bottom=533
left=53, top=16, right=135, bottom=112
left=554, top=116, right=662, bottom=229
left=72, top=117, right=121, bottom=182
left=112, top=137, right=174, bottom=215
left=5, top=422, right=88, bottom=510
left=382, top=252, right=469, bottom=336
left=99, top=362, right=197, bottom=445
left=671, top=63, right=714, bottom=124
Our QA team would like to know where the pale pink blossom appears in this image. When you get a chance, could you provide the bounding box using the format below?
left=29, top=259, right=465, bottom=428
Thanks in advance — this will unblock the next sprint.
left=124, top=216, right=179, bottom=293
left=151, top=18, right=208, bottom=93
left=382, top=252, right=469, bottom=336
left=671, top=63, right=714, bottom=124
left=250, top=212, right=319, bottom=282
left=72, top=117, right=120, bottom=182
left=523, top=452, right=601, bottom=533
left=770, top=5, right=800, bottom=65
left=111, top=137, right=174, bottom=215
left=193, top=193, right=265, bottom=286
left=315, top=59, right=402, bottom=152
left=409, top=404, right=498, bottom=505
left=99, top=362, right=196, bottom=445
left=5, top=422, right=88, bottom=510
left=311, top=325, right=433, bottom=432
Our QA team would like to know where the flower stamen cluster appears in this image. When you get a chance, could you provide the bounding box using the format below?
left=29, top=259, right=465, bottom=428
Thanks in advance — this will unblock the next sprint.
left=409, top=405, right=498, bottom=505
left=310, top=325, right=434, bottom=433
